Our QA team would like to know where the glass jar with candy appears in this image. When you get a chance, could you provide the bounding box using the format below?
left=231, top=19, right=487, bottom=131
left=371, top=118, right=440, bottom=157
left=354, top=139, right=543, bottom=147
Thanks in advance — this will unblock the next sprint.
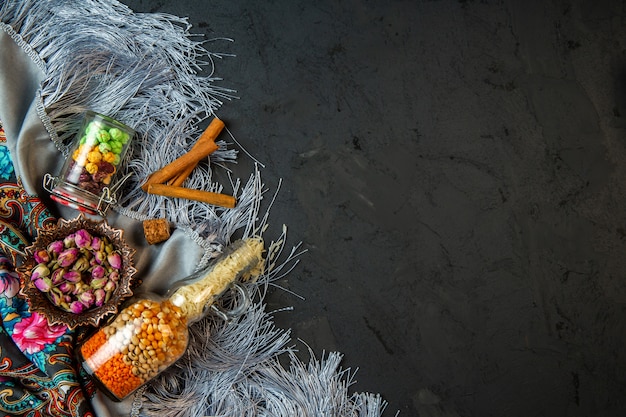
left=46, top=111, right=135, bottom=216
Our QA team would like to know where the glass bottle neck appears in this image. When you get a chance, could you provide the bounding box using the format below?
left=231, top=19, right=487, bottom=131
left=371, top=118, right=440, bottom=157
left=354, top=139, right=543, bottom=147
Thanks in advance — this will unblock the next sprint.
left=166, top=238, right=264, bottom=322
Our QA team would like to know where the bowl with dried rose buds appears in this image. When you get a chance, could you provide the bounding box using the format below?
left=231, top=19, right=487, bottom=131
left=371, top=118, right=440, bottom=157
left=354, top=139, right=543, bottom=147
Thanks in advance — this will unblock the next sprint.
left=19, top=215, right=137, bottom=329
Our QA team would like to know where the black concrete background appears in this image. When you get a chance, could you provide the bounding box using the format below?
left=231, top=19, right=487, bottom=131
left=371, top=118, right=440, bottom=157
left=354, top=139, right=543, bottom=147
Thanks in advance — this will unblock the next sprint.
left=121, top=1, right=626, bottom=416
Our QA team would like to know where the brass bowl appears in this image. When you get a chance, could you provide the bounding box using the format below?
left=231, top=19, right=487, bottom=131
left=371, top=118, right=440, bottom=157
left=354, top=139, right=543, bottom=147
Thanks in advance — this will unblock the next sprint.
left=18, top=215, right=136, bottom=329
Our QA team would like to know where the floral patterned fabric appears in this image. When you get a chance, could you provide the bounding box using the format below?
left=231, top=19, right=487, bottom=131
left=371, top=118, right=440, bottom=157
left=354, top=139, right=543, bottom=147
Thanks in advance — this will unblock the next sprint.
left=0, top=124, right=96, bottom=416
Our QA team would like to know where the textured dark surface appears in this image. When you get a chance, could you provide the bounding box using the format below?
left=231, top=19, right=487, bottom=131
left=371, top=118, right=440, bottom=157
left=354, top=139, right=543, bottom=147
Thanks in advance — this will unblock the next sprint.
left=122, top=1, right=626, bottom=416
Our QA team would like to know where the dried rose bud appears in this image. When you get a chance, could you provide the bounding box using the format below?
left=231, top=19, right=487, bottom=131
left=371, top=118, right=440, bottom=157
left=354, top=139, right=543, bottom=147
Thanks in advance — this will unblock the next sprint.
left=71, top=256, right=90, bottom=272
left=91, top=265, right=106, bottom=279
left=34, top=277, right=52, bottom=293
left=57, top=248, right=79, bottom=268
left=107, top=252, right=121, bottom=270
left=90, top=276, right=107, bottom=289
left=49, top=288, right=63, bottom=306
left=103, top=279, right=116, bottom=292
left=79, top=290, right=95, bottom=307
left=79, top=245, right=92, bottom=257
left=63, top=233, right=76, bottom=248
left=58, top=282, right=75, bottom=294
left=91, top=236, right=102, bottom=251
left=75, top=229, right=93, bottom=249
left=108, top=270, right=119, bottom=282
left=34, top=249, right=50, bottom=264
left=94, top=250, right=106, bottom=265
left=47, top=240, right=64, bottom=255
left=69, top=301, right=85, bottom=314
left=51, top=268, right=65, bottom=285
left=47, top=260, right=60, bottom=272
left=31, top=264, right=50, bottom=281
left=94, top=288, right=106, bottom=307
left=63, top=270, right=81, bottom=283
left=72, top=284, right=82, bottom=295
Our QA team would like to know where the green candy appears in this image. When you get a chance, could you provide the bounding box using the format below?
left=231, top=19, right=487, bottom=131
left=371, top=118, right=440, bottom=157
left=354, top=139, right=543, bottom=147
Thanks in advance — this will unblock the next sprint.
left=78, top=119, right=131, bottom=162
left=109, top=140, right=123, bottom=154
left=109, top=127, right=123, bottom=141
left=97, top=129, right=111, bottom=143
left=99, top=142, right=112, bottom=153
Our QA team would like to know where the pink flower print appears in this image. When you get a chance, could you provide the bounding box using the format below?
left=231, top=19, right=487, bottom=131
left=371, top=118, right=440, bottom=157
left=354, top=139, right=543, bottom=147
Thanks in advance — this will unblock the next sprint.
left=0, top=272, right=19, bottom=298
left=12, top=312, right=67, bottom=354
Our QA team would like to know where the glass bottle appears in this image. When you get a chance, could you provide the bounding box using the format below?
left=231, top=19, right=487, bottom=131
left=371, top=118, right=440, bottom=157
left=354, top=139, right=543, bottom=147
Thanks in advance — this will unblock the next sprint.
left=47, top=111, right=135, bottom=216
left=76, top=237, right=264, bottom=401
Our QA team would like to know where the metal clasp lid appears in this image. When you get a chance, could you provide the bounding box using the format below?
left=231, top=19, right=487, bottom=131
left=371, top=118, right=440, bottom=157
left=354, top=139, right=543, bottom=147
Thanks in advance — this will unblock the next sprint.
left=43, top=172, right=132, bottom=217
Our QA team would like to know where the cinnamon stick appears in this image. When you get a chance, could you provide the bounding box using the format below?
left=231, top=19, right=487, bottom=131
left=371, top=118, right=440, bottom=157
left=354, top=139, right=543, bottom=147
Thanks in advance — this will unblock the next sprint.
left=167, top=119, right=224, bottom=186
left=167, top=164, right=196, bottom=187
left=142, top=117, right=224, bottom=190
left=147, top=183, right=236, bottom=209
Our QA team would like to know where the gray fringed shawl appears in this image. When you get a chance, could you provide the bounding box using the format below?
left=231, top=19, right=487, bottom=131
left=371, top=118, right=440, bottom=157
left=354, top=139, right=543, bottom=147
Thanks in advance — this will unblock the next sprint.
left=0, top=1, right=389, bottom=416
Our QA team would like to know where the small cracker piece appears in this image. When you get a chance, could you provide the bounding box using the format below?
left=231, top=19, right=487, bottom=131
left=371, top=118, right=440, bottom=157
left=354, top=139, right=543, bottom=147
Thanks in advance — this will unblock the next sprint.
left=143, top=218, right=171, bottom=245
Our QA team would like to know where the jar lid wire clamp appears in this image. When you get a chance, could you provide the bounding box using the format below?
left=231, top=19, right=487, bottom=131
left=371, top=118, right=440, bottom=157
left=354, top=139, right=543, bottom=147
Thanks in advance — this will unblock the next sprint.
left=43, top=172, right=133, bottom=217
